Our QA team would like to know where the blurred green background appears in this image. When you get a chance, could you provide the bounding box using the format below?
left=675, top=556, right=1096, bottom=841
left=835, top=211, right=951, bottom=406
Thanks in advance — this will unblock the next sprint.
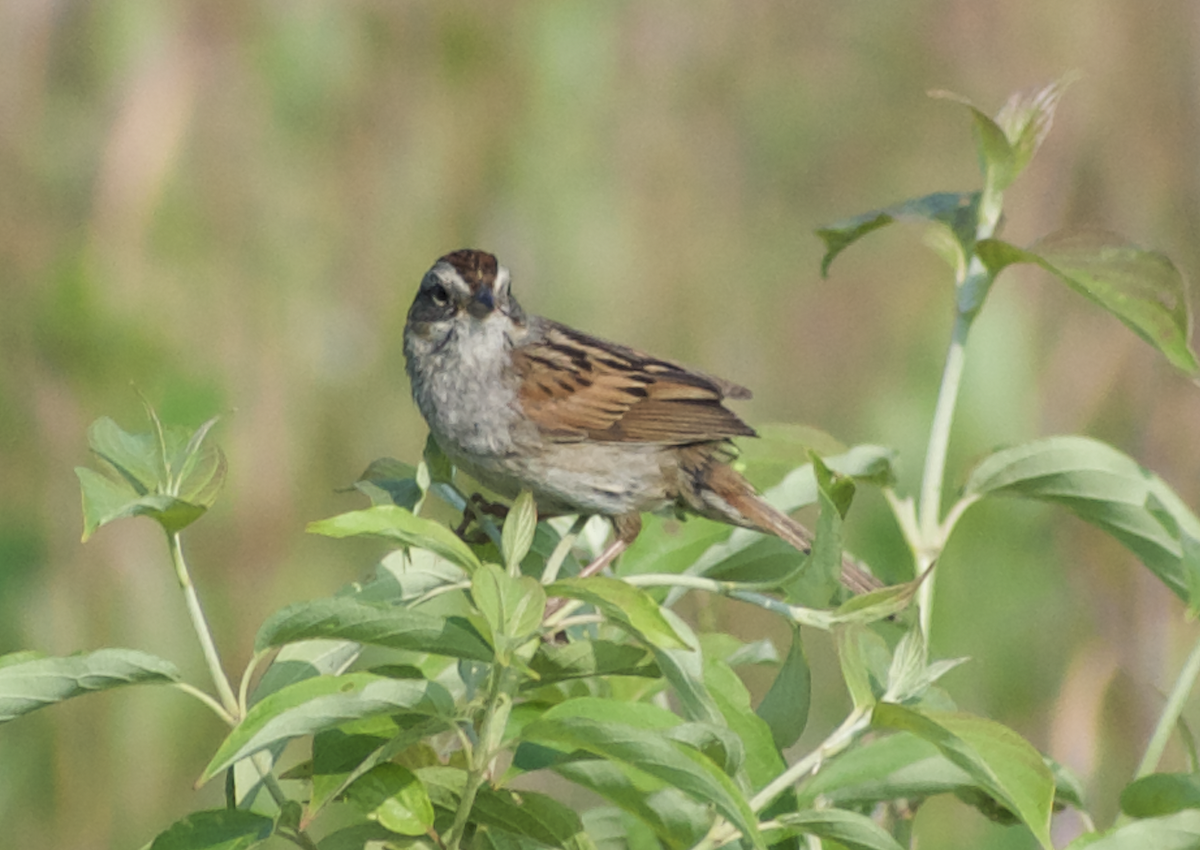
left=2, top=2, right=1199, bottom=848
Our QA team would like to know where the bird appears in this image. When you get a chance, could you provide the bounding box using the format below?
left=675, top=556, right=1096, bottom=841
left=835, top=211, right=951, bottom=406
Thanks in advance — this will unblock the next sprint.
left=402, top=249, right=877, bottom=593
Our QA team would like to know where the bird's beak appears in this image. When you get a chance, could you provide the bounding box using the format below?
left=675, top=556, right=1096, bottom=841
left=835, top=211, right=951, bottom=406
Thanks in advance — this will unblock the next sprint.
left=467, top=288, right=495, bottom=318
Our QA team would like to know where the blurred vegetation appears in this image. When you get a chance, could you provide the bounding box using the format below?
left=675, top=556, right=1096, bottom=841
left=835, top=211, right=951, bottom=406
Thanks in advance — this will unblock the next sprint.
left=1, top=2, right=1198, bottom=848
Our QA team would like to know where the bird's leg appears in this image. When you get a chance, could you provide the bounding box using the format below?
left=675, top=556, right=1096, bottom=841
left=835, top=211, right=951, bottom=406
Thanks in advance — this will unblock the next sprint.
left=544, top=514, right=642, bottom=625
left=453, top=493, right=510, bottom=542
left=577, top=513, right=642, bottom=579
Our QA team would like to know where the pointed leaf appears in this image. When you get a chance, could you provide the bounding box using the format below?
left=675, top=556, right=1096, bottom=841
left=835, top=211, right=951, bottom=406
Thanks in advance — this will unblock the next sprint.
left=548, top=576, right=688, bottom=649
left=873, top=704, right=1055, bottom=848
left=0, top=648, right=180, bottom=723
left=1068, top=811, right=1200, bottom=850
left=818, top=192, right=980, bottom=277
left=755, top=627, right=811, bottom=750
left=472, top=563, right=546, bottom=654
left=559, top=761, right=711, bottom=850
left=528, top=640, right=658, bottom=685
left=201, top=673, right=452, bottom=782
left=837, top=626, right=879, bottom=712
left=645, top=612, right=724, bottom=726
left=309, top=715, right=444, bottom=817
left=418, top=766, right=591, bottom=849
left=255, top=597, right=492, bottom=661
left=148, top=809, right=273, bottom=850
left=87, top=416, right=162, bottom=494
left=353, top=457, right=424, bottom=510
left=964, top=435, right=1200, bottom=600
left=703, top=655, right=786, bottom=790
left=344, top=763, right=434, bottom=836
left=977, top=232, right=1197, bottom=375
left=520, top=701, right=764, bottom=848
left=766, top=809, right=905, bottom=850
left=501, top=490, right=538, bottom=572
left=1121, top=773, right=1200, bottom=818
left=995, top=76, right=1074, bottom=181
left=76, top=467, right=207, bottom=539
left=308, top=506, right=482, bottom=574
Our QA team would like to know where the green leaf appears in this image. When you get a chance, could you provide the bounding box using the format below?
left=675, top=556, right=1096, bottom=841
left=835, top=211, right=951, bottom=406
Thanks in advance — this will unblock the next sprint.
left=645, top=612, right=725, bottom=726
left=755, top=627, right=811, bottom=750
left=796, top=731, right=973, bottom=807
left=86, top=415, right=163, bottom=494
left=796, top=731, right=1083, bottom=819
left=201, top=673, right=453, bottom=782
left=310, top=715, right=444, bottom=817
left=0, top=648, right=180, bottom=723
left=344, top=763, right=435, bottom=836
left=817, top=192, right=980, bottom=277
left=703, top=655, right=786, bottom=790
left=557, top=761, right=711, bottom=850
left=528, top=640, right=659, bottom=685
left=472, top=563, right=546, bottom=656
left=423, top=434, right=455, bottom=484
left=1068, top=811, right=1200, bottom=850
left=520, top=699, right=764, bottom=848
left=765, top=809, right=905, bottom=850
left=76, top=468, right=205, bottom=539
left=314, top=823, right=407, bottom=850
left=1122, top=773, right=1200, bottom=818
left=619, top=513, right=733, bottom=578
left=675, top=445, right=896, bottom=600
left=872, top=704, right=1055, bottom=848
left=548, top=576, right=688, bottom=650
left=502, top=490, right=538, bottom=572
left=882, top=628, right=967, bottom=705
left=418, top=766, right=592, bottom=849
left=148, top=809, right=273, bottom=850
left=77, top=414, right=226, bottom=539
left=343, top=548, right=469, bottom=606
left=353, top=457, right=424, bottom=510
left=308, top=505, right=482, bottom=574
left=255, top=597, right=492, bottom=661
left=977, top=231, right=1197, bottom=375
left=837, top=625, right=879, bottom=711
left=964, top=435, right=1200, bottom=600
left=995, top=77, right=1074, bottom=184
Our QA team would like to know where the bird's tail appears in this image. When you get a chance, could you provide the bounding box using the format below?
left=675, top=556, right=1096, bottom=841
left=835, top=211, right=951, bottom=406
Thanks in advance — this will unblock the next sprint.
left=704, top=463, right=881, bottom=594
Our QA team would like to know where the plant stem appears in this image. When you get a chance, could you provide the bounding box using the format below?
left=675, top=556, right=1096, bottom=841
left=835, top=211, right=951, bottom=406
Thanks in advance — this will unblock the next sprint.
left=748, top=707, right=871, bottom=812
left=445, top=664, right=518, bottom=850
left=625, top=574, right=836, bottom=629
left=541, top=515, right=588, bottom=584
left=697, top=707, right=872, bottom=849
left=914, top=313, right=971, bottom=638
left=167, top=531, right=240, bottom=718
left=1135, top=628, right=1200, bottom=779
left=172, top=682, right=236, bottom=726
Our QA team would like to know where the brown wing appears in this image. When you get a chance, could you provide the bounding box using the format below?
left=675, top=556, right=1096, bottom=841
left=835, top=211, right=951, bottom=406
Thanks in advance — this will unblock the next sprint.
left=513, top=320, right=756, bottom=444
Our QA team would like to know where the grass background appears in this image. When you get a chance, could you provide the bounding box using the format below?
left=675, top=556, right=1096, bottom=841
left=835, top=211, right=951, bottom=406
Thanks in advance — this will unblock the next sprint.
left=2, top=3, right=1200, bottom=848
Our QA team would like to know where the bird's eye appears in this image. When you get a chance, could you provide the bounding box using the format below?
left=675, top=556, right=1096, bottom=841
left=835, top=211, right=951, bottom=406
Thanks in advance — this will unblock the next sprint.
left=429, top=283, right=450, bottom=306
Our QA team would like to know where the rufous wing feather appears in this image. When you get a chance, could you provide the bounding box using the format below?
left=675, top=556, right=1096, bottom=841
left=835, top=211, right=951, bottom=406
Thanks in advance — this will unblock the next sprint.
left=514, top=321, right=756, bottom=444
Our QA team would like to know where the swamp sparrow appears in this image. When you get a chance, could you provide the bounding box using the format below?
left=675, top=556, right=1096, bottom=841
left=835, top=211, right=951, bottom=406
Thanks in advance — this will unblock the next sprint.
left=402, top=249, right=877, bottom=593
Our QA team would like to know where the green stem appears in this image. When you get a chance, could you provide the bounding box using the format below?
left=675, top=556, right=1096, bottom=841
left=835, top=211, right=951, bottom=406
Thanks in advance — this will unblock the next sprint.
left=697, top=707, right=872, bottom=849
left=748, top=707, right=871, bottom=812
left=1135, top=629, right=1200, bottom=779
left=541, top=516, right=588, bottom=584
left=172, top=682, right=236, bottom=726
left=625, top=574, right=836, bottom=629
left=445, top=664, right=519, bottom=850
left=914, top=314, right=971, bottom=638
left=167, top=532, right=240, bottom=718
